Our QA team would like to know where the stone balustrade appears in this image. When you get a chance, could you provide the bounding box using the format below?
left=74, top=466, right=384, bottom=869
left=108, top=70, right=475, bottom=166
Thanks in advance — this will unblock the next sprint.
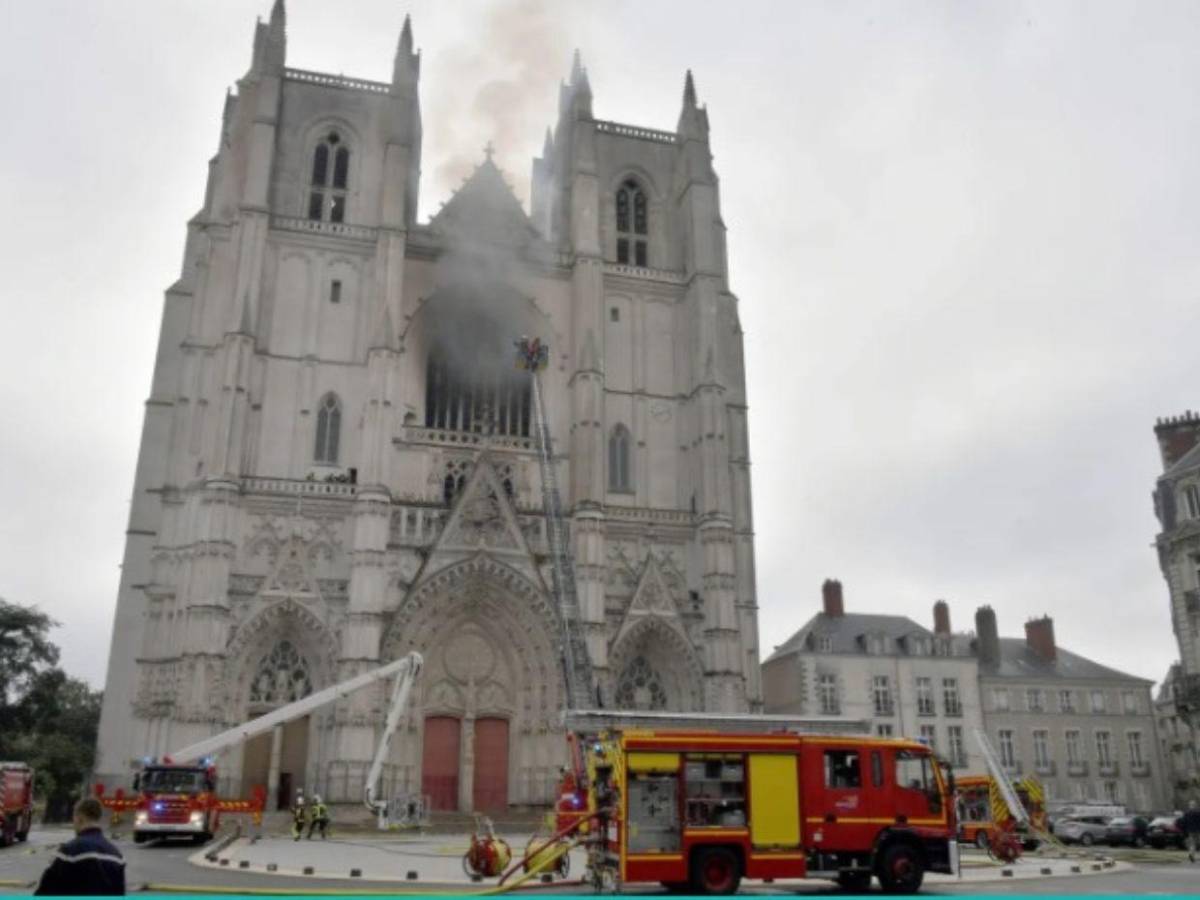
left=285, top=67, right=390, bottom=94
left=594, top=119, right=678, bottom=144
left=271, top=215, right=378, bottom=242
left=242, top=476, right=358, bottom=497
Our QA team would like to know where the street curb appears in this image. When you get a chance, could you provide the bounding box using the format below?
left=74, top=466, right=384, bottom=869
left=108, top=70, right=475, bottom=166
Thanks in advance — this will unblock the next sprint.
left=204, top=824, right=243, bottom=862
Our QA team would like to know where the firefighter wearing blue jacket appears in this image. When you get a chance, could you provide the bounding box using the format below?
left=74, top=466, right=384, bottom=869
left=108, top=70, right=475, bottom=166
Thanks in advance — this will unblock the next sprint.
left=35, top=798, right=125, bottom=895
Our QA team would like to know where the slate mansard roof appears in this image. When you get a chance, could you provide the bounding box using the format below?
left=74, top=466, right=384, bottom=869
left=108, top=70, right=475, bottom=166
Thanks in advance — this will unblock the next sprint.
left=982, top=637, right=1151, bottom=685
left=766, top=612, right=942, bottom=664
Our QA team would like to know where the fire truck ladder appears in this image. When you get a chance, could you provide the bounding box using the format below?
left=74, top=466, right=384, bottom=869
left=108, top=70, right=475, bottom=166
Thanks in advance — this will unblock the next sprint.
left=973, top=728, right=1064, bottom=851
left=517, top=337, right=596, bottom=710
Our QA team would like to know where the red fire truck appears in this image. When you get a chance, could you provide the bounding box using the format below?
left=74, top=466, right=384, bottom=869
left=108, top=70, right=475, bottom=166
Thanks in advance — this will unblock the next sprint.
left=567, top=729, right=958, bottom=895
left=0, top=763, right=33, bottom=847
left=131, top=762, right=221, bottom=844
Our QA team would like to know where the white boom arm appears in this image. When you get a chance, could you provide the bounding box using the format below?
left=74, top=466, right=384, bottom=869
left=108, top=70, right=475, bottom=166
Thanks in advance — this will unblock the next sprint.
left=167, top=652, right=424, bottom=766
left=364, top=651, right=422, bottom=823
left=973, top=727, right=1030, bottom=827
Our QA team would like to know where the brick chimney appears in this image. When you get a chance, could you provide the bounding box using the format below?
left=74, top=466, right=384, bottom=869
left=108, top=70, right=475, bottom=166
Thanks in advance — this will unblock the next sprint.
left=1025, top=615, right=1056, bottom=663
left=822, top=579, right=844, bottom=618
left=1154, top=411, right=1200, bottom=470
left=975, top=605, right=1000, bottom=668
left=933, top=600, right=951, bottom=635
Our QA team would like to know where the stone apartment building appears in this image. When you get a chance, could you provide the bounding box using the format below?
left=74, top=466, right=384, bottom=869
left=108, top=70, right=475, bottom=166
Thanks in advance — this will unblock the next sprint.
left=1151, top=411, right=1200, bottom=805
left=975, top=607, right=1169, bottom=812
left=94, top=0, right=762, bottom=811
left=1154, top=664, right=1200, bottom=805
left=762, top=581, right=987, bottom=774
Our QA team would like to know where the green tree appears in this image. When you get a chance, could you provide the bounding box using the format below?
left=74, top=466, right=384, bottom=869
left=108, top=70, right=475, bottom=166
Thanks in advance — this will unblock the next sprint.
left=0, top=599, right=101, bottom=822
left=13, top=670, right=102, bottom=821
left=0, top=598, right=59, bottom=756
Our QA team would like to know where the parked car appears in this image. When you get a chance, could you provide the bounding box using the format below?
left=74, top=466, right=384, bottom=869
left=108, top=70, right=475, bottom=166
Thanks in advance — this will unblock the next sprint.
left=1147, top=814, right=1185, bottom=849
left=1104, top=815, right=1149, bottom=847
left=1056, top=815, right=1112, bottom=846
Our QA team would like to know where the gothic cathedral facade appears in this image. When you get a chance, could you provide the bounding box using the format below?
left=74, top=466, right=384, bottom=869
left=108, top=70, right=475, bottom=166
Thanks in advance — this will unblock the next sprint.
left=95, top=2, right=762, bottom=811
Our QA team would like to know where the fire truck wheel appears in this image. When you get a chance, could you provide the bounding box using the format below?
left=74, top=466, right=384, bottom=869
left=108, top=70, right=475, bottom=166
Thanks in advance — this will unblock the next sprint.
left=690, top=847, right=741, bottom=895
left=133, top=834, right=146, bottom=845
left=836, top=870, right=873, bottom=892
left=974, top=831, right=989, bottom=850
left=877, top=843, right=924, bottom=895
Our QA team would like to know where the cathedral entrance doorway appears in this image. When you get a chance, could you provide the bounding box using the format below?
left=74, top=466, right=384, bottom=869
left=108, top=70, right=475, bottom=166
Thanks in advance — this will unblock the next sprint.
left=472, top=717, right=509, bottom=810
left=239, top=716, right=311, bottom=809
left=422, top=716, right=461, bottom=810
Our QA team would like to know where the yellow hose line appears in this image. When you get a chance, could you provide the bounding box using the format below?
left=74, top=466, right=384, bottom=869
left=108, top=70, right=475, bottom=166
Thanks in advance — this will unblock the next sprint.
left=0, top=880, right=32, bottom=888
left=145, top=841, right=582, bottom=896
left=143, top=879, right=583, bottom=896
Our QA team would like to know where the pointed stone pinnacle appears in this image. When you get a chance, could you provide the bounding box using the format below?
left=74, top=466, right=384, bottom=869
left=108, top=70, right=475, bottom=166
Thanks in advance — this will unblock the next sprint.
left=542, top=127, right=553, bottom=158
left=570, top=49, right=584, bottom=85
left=269, top=0, right=285, bottom=27
left=400, top=13, right=413, bottom=52
left=683, top=69, right=697, bottom=107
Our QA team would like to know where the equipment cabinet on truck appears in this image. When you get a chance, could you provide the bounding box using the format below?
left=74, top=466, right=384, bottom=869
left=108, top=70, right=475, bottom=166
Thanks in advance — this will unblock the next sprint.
left=0, top=763, right=33, bottom=846
left=570, top=729, right=958, bottom=895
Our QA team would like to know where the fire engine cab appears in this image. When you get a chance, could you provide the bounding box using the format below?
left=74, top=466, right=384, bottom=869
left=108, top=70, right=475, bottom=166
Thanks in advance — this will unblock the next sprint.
left=570, top=729, right=958, bottom=895
left=131, top=762, right=220, bottom=844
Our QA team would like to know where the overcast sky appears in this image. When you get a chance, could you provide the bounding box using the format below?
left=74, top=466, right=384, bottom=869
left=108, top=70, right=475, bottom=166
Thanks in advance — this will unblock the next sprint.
left=2, top=0, right=1197, bottom=690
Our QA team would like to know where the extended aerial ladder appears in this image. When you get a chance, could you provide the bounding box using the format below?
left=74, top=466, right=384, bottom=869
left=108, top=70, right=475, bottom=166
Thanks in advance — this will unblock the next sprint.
left=515, top=336, right=597, bottom=710
left=973, top=728, right=1061, bottom=853
left=166, top=651, right=423, bottom=829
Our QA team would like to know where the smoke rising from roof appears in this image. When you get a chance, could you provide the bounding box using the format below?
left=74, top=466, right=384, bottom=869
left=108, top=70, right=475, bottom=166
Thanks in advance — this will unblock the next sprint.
left=425, top=0, right=570, bottom=212
left=425, top=245, right=541, bottom=382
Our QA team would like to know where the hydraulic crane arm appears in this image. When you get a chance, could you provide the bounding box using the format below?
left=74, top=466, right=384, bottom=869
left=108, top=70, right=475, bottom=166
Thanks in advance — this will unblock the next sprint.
left=167, top=652, right=424, bottom=766
left=364, top=652, right=422, bottom=818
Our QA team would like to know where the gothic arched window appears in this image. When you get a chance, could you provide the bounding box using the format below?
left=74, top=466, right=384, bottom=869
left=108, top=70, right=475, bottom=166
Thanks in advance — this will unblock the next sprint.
left=307, top=131, right=350, bottom=223
left=314, top=393, right=342, bottom=463
left=608, top=424, right=632, bottom=493
left=615, top=179, right=648, bottom=267
left=248, top=640, right=313, bottom=706
left=424, top=348, right=532, bottom=438
left=615, top=656, right=668, bottom=710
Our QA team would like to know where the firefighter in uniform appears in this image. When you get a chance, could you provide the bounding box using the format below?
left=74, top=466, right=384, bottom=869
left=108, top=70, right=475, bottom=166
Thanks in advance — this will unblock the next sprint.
left=35, top=798, right=125, bottom=895
left=290, top=790, right=307, bottom=841
left=307, top=795, right=330, bottom=840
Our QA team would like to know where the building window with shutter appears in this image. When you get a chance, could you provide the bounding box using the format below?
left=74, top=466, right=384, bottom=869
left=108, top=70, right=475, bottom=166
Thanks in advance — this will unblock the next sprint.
left=998, top=730, right=1016, bottom=768
left=919, top=724, right=937, bottom=750
left=1127, top=731, right=1145, bottom=768
left=1065, top=729, right=1082, bottom=766
left=1185, top=484, right=1200, bottom=519
left=948, top=725, right=967, bottom=767
left=1033, top=729, right=1051, bottom=770
left=943, top=678, right=962, bottom=716
left=817, top=673, right=839, bottom=715
left=1058, top=689, right=1076, bottom=713
left=872, top=675, right=893, bottom=716
left=1026, top=688, right=1044, bottom=712
left=1095, top=731, right=1112, bottom=768
left=916, top=677, right=935, bottom=716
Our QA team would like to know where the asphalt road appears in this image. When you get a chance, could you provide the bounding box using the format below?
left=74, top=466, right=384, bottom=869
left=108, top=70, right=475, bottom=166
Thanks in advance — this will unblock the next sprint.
left=1, top=827, right=1196, bottom=895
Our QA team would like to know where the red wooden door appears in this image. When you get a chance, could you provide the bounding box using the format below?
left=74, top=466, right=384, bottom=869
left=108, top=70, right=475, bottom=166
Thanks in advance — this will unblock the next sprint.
left=472, top=718, right=510, bottom=811
left=422, top=717, right=461, bottom=811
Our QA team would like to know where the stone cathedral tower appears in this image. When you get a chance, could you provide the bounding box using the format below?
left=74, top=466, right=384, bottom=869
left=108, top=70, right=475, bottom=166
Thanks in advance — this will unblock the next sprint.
left=95, top=1, right=761, bottom=811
